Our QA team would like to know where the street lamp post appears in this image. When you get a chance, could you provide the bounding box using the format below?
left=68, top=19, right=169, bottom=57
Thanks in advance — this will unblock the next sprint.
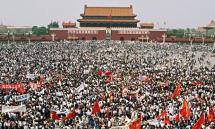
left=28, top=31, right=32, bottom=43
left=202, top=34, right=205, bottom=46
left=140, top=35, right=144, bottom=43
left=51, top=33, right=56, bottom=42
left=146, top=36, right=149, bottom=43
left=162, top=34, right=167, bottom=43
left=212, top=33, right=215, bottom=51
left=189, top=34, right=193, bottom=51
left=7, top=31, right=10, bottom=44
left=12, top=32, right=15, bottom=42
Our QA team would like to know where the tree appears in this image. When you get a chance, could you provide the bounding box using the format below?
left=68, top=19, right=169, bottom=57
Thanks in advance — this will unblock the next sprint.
left=48, top=21, right=59, bottom=29
left=167, top=29, right=185, bottom=38
left=32, top=26, right=48, bottom=35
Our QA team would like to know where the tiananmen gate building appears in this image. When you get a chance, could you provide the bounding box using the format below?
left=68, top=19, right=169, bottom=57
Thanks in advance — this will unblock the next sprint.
left=49, top=5, right=166, bottom=41
left=78, top=5, right=139, bottom=28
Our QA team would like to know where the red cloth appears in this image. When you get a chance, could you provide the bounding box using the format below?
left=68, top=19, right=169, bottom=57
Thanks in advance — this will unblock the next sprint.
left=129, top=118, right=141, bottom=129
left=105, top=75, right=112, bottom=83
left=29, top=82, right=41, bottom=89
left=92, top=100, right=101, bottom=115
left=174, top=113, right=180, bottom=122
left=105, top=71, right=112, bottom=76
left=0, top=83, right=22, bottom=89
left=172, top=83, right=181, bottom=99
left=180, top=99, right=192, bottom=120
left=50, top=112, right=60, bottom=120
left=208, top=107, right=215, bottom=123
left=191, top=81, right=204, bottom=86
left=97, top=70, right=103, bottom=76
left=16, top=85, right=25, bottom=94
left=156, top=111, right=167, bottom=120
left=164, top=116, right=172, bottom=125
left=192, top=112, right=205, bottom=129
left=63, top=112, right=76, bottom=121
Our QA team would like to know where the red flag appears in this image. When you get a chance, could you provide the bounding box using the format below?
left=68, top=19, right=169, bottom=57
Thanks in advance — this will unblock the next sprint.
left=92, top=100, right=101, bottom=115
left=180, top=99, right=192, bottom=120
left=171, top=83, right=181, bottom=99
left=63, top=111, right=76, bottom=121
left=191, top=81, right=204, bottom=86
left=50, top=112, right=60, bottom=120
left=105, top=75, right=112, bottom=83
left=16, top=86, right=25, bottom=94
left=208, top=107, right=215, bottom=123
left=192, top=112, right=205, bottom=129
left=164, top=116, right=172, bottom=125
left=97, top=70, right=103, bottom=76
left=174, top=113, right=180, bottom=122
left=105, top=71, right=112, bottom=76
left=129, top=118, right=141, bottom=129
left=156, top=111, right=167, bottom=120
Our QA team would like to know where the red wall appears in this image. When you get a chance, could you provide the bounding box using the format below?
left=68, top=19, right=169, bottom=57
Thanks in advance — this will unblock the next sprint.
left=49, top=29, right=106, bottom=40
left=49, top=30, right=68, bottom=41
left=111, top=30, right=165, bottom=41
left=74, top=30, right=106, bottom=40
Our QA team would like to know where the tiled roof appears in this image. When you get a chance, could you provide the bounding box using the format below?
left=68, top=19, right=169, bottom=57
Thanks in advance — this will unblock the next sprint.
left=82, top=5, right=136, bottom=17
left=140, top=22, right=154, bottom=27
left=207, top=20, right=215, bottom=28
left=78, top=19, right=139, bottom=23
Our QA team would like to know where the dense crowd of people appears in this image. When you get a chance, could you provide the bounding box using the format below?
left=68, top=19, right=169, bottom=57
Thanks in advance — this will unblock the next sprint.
left=0, top=41, right=215, bottom=129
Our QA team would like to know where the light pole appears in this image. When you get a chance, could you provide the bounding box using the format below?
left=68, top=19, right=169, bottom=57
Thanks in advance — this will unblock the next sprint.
left=28, top=31, right=32, bottom=43
left=51, top=33, right=56, bottom=42
left=140, top=35, right=144, bottom=43
left=7, top=30, right=10, bottom=44
left=11, top=32, right=15, bottom=42
left=202, top=34, right=205, bottom=45
left=212, top=33, right=215, bottom=51
left=146, top=36, right=149, bottom=43
left=162, top=33, right=167, bottom=43
left=189, top=34, right=193, bottom=51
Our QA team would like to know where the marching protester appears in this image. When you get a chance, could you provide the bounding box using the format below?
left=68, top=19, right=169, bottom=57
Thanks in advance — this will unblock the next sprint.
left=0, top=41, right=215, bottom=129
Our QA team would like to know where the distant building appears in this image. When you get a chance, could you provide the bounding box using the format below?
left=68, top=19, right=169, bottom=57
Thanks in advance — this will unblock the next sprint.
left=197, top=20, right=215, bottom=32
left=78, top=5, right=140, bottom=28
left=62, top=22, right=76, bottom=28
left=140, top=22, right=154, bottom=29
left=49, top=5, right=166, bottom=41
left=207, top=20, right=215, bottom=29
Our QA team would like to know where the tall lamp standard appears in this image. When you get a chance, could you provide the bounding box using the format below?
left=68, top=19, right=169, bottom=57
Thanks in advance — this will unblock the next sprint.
left=28, top=31, right=32, bottom=43
left=162, top=33, right=167, bottom=43
left=51, top=33, right=56, bottom=42
left=12, top=32, right=15, bottom=42
left=202, top=34, right=205, bottom=46
left=7, top=30, right=10, bottom=44
left=212, top=33, right=215, bottom=51
left=189, top=34, right=193, bottom=51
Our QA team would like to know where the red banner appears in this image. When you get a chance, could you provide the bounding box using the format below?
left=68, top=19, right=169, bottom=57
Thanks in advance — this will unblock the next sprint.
left=0, top=83, right=22, bottom=90
left=129, top=118, right=141, bottom=129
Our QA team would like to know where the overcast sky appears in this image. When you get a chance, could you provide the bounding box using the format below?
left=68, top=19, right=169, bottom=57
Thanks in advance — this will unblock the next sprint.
left=0, top=0, right=214, bottom=28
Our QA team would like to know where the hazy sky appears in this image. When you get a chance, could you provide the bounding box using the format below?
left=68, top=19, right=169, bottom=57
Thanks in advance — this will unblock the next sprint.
left=0, top=0, right=214, bottom=28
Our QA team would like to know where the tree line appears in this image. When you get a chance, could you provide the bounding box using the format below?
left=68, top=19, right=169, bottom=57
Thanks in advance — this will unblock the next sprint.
left=32, top=21, right=59, bottom=35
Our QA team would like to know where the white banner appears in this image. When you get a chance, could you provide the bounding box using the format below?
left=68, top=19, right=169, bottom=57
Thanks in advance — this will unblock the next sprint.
left=26, top=73, right=36, bottom=80
left=84, top=69, right=90, bottom=74
left=14, top=94, right=30, bottom=102
left=111, top=125, right=129, bottom=129
left=1, top=105, right=26, bottom=113
left=76, top=82, right=88, bottom=92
